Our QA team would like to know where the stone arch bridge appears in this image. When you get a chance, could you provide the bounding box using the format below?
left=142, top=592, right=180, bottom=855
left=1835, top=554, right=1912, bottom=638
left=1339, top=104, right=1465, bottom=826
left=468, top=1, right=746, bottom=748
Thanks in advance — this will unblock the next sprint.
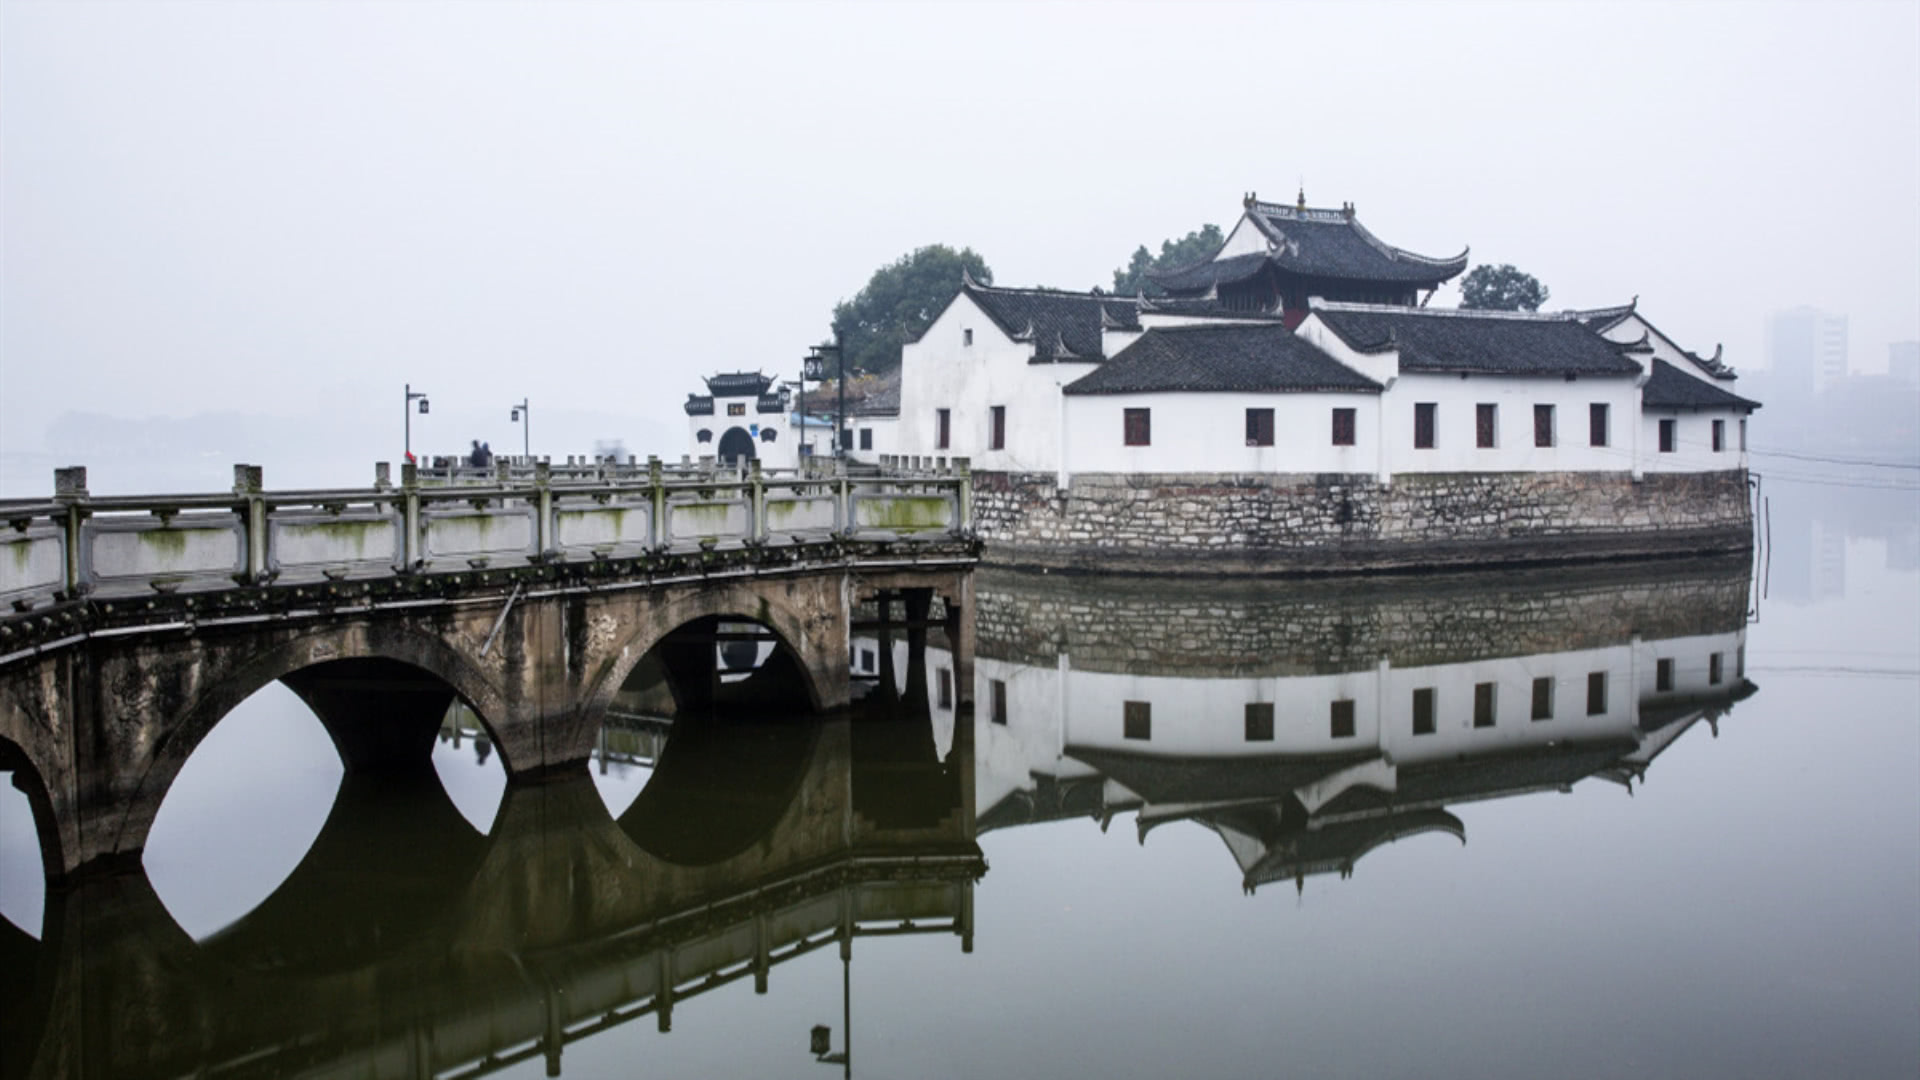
left=0, top=460, right=978, bottom=880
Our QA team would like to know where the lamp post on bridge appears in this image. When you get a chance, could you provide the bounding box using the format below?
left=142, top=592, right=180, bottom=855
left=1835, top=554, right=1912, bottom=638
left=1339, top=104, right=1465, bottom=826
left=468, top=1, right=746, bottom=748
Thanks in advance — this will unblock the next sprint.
left=404, top=384, right=430, bottom=463
left=509, top=398, right=530, bottom=460
left=806, top=338, right=846, bottom=462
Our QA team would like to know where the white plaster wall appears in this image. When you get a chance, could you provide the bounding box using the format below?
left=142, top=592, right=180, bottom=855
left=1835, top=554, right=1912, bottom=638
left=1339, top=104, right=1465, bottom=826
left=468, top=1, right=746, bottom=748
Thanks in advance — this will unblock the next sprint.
left=848, top=415, right=899, bottom=465
left=685, top=400, right=798, bottom=470
left=1639, top=410, right=1749, bottom=474
left=1633, top=630, right=1748, bottom=699
left=1060, top=666, right=1383, bottom=757
left=1378, top=645, right=1640, bottom=768
left=1383, top=372, right=1643, bottom=475
left=1062, top=391, right=1380, bottom=475
left=896, top=293, right=1096, bottom=473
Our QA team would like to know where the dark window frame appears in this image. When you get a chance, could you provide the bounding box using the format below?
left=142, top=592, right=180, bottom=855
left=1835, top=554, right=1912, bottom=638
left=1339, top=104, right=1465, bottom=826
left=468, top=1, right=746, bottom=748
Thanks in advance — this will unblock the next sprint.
left=1531, top=676, right=1553, bottom=721
left=1412, top=687, right=1436, bottom=735
left=1534, top=403, right=1555, bottom=448
left=1590, top=402, right=1609, bottom=447
left=1587, top=671, right=1608, bottom=715
left=990, top=679, right=1008, bottom=724
left=1244, top=702, right=1275, bottom=741
left=990, top=405, right=1006, bottom=451
left=936, top=408, right=951, bottom=450
left=1123, top=700, right=1151, bottom=740
left=1330, top=699, right=1357, bottom=738
left=1124, top=408, right=1151, bottom=447
left=1658, top=418, right=1676, bottom=453
left=1414, top=402, right=1437, bottom=449
left=1656, top=658, right=1674, bottom=692
left=859, top=427, right=873, bottom=451
left=1245, top=407, right=1275, bottom=447
left=1476, top=403, right=1497, bottom=449
left=1708, top=653, right=1723, bottom=685
left=1332, top=407, right=1356, bottom=446
left=937, top=667, right=953, bottom=709
left=1711, top=419, right=1725, bottom=452
left=1473, top=682, right=1497, bottom=728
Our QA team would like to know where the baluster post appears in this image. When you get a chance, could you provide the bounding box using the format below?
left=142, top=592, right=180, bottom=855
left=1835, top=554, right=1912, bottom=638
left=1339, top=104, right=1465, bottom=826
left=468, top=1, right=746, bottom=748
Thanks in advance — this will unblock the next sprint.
left=749, top=458, right=766, bottom=545
left=401, top=462, right=421, bottom=572
left=834, top=458, right=852, bottom=537
left=648, top=457, right=665, bottom=550
left=53, top=466, right=89, bottom=597
left=534, top=459, right=553, bottom=558
left=953, top=456, right=972, bottom=536
left=234, top=463, right=266, bottom=583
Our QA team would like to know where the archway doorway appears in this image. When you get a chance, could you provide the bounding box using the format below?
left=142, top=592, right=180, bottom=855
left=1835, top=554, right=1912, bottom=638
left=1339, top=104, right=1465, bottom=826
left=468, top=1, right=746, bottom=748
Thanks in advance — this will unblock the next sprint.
left=717, top=426, right=756, bottom=464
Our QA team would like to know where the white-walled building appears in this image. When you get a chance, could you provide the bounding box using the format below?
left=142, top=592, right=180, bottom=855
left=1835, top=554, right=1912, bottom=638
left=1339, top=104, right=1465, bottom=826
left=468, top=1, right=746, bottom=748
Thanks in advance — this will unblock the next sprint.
left=683, top=372, right=796, bottom=469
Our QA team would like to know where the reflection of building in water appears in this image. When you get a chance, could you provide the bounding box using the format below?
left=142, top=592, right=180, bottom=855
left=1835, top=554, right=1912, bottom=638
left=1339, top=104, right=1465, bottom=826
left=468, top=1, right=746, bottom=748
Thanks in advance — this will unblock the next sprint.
left=960, top=562, right=1756, bottom=893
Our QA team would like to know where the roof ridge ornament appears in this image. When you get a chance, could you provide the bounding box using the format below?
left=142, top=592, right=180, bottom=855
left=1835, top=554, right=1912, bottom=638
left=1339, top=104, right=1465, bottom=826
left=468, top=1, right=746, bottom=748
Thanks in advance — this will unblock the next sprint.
left=1051, top=330, right=1081, bottom=360
left=960, top=267, right=978, bottom=289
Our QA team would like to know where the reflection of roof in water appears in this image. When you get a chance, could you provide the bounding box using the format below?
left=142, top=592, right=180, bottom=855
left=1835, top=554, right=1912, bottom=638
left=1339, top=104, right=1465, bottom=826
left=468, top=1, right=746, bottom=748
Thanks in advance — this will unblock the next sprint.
left=1317, top=738, right=1641, bottom=819
left=1065, top=745, right=1380, bottom=806
left=1235, top=808, right=1466, bottom=889
left=976, top=772, right=1108, bottom=833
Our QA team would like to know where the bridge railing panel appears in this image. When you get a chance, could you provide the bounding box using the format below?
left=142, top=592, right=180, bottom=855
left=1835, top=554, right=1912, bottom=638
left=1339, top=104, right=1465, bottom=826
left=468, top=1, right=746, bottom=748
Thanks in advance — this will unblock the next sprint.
left=266, top=504, right=405, bottom=583
left=551, top=496, right=654, bottom=561
left=0, top=523, right=65, bottom=611
left=418, top=500, right=539, bottom=571
left=662, top=489, right=753, bottom=552
left=83, top=510, right=245, bottom=598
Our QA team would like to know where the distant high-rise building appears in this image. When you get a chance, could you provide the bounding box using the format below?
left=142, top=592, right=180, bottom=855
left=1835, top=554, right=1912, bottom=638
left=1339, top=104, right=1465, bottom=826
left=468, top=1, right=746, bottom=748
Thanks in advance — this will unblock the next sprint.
left=1766, top=306, right=1849, bottom=396
left=1890, top=341, right=1920, bottom=389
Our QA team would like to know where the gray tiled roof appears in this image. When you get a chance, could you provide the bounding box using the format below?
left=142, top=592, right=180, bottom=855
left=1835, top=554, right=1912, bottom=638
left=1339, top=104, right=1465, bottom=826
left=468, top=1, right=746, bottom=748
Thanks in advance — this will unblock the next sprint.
left=1643, top=359, right=1761, bottom=411
left=1064, top=746, right=1380, bottom=805
left=703, top=372, right=774, bottom=397
left=1313, top=307, right=1644, bottom=377
left=1064, top=323, right=1383, bottom=396
left=1151, top=204, right=1468, bottom=292
left=964, top=282, right=1140, bottom=360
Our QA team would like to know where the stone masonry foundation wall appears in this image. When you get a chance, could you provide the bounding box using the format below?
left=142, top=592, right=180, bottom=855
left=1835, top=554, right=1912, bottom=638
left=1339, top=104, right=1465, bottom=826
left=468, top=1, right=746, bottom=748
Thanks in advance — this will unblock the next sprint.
left=974, top=558, right=1752, bottom=676
left=973, top=469, right=1753, bottom=576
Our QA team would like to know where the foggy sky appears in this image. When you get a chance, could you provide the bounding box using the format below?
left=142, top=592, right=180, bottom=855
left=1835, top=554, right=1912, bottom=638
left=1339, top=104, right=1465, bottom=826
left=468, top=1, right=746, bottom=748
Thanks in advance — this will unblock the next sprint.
left=3, top=0, right=1916, bottom=478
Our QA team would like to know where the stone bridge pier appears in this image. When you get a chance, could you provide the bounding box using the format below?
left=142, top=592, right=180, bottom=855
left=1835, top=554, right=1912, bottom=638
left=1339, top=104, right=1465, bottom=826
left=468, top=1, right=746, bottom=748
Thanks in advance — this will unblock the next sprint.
left=0, top=565, right=974, bottom=881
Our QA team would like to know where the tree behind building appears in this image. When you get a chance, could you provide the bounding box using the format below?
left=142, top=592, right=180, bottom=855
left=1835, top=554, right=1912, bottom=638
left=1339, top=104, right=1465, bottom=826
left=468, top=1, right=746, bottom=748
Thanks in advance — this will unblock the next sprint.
left=1460, top=264, right=1550, bottom=311
left=831, top=246, right=992, bottom=375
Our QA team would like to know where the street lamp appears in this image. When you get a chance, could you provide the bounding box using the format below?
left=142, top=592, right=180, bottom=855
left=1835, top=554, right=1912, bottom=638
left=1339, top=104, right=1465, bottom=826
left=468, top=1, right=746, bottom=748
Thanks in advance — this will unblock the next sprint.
left=405, top=384, right=430, bottom=463
left=509, top=398, right=530, bottom=460
left=801, top=348, right=829, bottom=465
left=808, top=340, right=846, bottom=460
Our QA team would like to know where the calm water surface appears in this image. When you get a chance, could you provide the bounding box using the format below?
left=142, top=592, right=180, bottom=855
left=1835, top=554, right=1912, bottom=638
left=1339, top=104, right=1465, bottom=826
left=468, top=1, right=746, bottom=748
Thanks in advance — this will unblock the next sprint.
left=2, top=483, right=1915, bottom=1080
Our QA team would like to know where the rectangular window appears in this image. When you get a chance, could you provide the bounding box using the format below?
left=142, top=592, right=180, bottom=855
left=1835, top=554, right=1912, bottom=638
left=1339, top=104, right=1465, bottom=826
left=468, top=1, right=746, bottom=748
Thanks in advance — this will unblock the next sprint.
left=1412, top=687, right=1436, bottom=735
left=860, top=647, right=876, bottom=671
left=937, top=667, right=953, bottom=709
left=1656, top=658, right=1674, bottom=692
left=1330, top=699, right=1356, bottom=739
left=1414, top=403, right=1437, bottom=449
left=936, top=408, right=951, bottom=450
left=1124, top=700, right=1151, bottom=741
left=963, top=328, right=973, bottom=347
left=727, top=402, right=747, bottom=417
left=1590, top=403, right=1610, bottom=447
left=1474, top=682, right=1497, bottom=728
left=1587, top=671, right=1608, bottom=715
left=840, top=427, right=853, bottom=450
left=1476, top=403, right=1497, bottom=448
left=1531, top=676, right=1553, bottom=721
left=990, top=405, right=1006, bottom=451
left=1740, top=418, right=1748, bottom=451
left=1124, top=408, right=1151, bottom=447
left=1659, top=418, right=1676, bottom=453
left=1709, top=653, right=1723, bottom=685
left=1712, top=419, right=1725, bottom=452
left=1244, top=702, right=1275, bottom=741
left=1246, top=408, right=1275, bottom=447
left=859, top=428, right=873, bottom=451
left=1332, top=407, right=1356, bottom=446
left=1534, top=404, right=1556, bottom=447
left=990, top=679, right=1008, bottom=724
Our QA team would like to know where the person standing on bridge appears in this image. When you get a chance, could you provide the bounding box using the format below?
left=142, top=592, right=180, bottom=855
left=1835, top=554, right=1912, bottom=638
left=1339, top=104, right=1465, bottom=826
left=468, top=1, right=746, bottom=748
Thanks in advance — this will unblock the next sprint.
left=468, top=440, right=492, bottom=468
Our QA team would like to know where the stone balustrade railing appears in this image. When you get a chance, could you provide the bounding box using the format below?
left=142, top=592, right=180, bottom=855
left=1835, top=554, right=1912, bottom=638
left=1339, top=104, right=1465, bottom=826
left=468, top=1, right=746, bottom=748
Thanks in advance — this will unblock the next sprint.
left=0, top=457, right=974, bottom=613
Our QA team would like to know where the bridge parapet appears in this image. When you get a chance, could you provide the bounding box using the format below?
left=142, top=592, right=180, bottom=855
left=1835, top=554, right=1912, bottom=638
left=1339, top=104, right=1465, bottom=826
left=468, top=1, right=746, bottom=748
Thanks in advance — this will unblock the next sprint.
left=0, top=457, right=974, bottom=639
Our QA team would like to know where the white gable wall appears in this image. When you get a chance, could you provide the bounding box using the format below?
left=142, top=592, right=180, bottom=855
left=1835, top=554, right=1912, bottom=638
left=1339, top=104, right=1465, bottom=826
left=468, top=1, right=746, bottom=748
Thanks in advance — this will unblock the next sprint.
left=896, top=292, right=1095, bottom=474
left=1216, top=212, right=1271, bottom=259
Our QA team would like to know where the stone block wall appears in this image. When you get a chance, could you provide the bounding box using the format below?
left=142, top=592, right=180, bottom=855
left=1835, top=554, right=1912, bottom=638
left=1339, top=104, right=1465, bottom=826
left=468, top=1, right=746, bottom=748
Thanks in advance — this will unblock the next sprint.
left=972, top=469, right=1753, bottom=575
left=975, top=557, right=1753, bottom=676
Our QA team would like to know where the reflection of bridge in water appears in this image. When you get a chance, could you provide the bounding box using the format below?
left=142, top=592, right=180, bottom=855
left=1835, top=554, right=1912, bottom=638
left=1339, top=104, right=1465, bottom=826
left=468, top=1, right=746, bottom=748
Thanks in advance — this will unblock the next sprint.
left=4, top=698, right=980, bottom=1080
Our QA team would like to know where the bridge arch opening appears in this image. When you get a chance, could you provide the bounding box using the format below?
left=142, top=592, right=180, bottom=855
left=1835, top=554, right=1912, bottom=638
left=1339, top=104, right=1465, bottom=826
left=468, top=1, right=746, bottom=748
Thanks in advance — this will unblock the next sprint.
left=144, top=645, right=509, bottom=941
left=599, top=614, right=822, bottom=864
left=0, top=736, right=58, bottom=940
